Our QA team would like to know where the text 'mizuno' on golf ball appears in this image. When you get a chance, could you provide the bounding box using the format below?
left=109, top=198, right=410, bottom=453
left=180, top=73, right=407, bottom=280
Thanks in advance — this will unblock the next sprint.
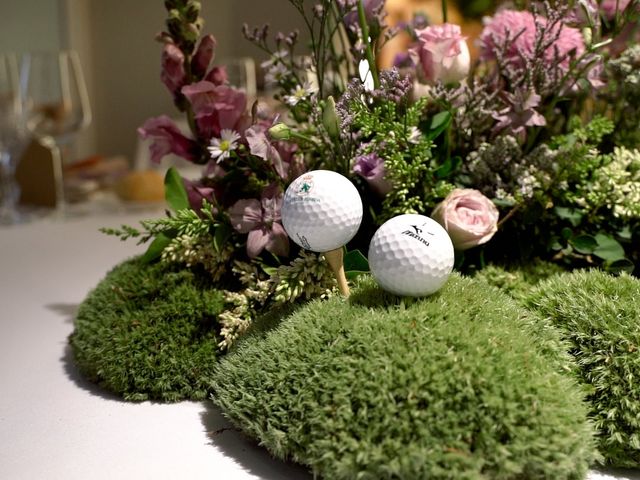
left=281, top=170, right=363, bottom=252
left=368, top=214, right=454, bottom=297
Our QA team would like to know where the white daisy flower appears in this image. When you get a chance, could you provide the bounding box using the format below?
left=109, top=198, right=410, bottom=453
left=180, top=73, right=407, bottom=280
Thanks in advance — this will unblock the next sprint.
left=283, top=81, right=318, bottom=107
left=408, top=126, right=422, bottom=144
left=208, top=129, right=241, bottom=163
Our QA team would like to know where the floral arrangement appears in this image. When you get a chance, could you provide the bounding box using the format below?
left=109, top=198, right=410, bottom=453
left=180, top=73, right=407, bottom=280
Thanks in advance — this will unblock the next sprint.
left=105, top=0, right=640, bottom=350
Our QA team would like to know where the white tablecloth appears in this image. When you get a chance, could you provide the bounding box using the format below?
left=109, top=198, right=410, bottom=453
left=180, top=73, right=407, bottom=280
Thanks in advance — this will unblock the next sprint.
left=0, top=213, right=637, bottom=480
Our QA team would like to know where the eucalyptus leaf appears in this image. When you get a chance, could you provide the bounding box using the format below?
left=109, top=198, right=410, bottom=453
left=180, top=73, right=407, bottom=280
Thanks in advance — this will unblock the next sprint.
left=423, top=111, right=451, bottom=140
left=593, top=234, right=625, bottom=261
left=141, top=233, right=172, bottom=264
left=606, top=258, right=635, bottom=275
left=344, top=249, right=370, bottom=280
left=570, top=235, right=597, bottom=254
left=164, top=167, right=190, bottom=212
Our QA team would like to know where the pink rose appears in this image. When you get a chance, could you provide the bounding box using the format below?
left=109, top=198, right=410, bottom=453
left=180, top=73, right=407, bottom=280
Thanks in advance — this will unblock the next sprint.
left=431, top=189, right=499, bottom=250
left=411, top=23, right=470, bottom=84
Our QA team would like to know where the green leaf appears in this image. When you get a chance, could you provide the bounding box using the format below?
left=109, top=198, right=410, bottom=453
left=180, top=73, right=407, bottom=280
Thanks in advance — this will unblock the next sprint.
left=606, top=258, right=635, bottom=275
left=164, top=167, right=189, bottom=211
left=213, top=224, right=232, bottom=252
left=561, top=227, right=573, bottom=240
left=344, top=249, right=370, bottom=280
left=434, top=156, right=462, bottom=179
left=423, top=111, right=451, bottom=140
left=140, top=233, right=172, bottom=264
left=555, top=207, right=583, bottom=227
left=593, top=233, right=625, bottom=261
left=569, top=234, right=597, bottom=254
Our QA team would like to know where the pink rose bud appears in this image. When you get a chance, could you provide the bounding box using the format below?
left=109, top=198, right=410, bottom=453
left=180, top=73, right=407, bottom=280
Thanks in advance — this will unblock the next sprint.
left=411, top=23, right=470, bottom=85
left=431, top=189, right=499, bottom=250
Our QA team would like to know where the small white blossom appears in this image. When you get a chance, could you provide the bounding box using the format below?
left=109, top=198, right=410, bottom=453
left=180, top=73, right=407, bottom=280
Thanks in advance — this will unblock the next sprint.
left=408, top=126, right=422, bottom=144
left=283, top=81, right=317, bottom=106
left=208, top=129, right=241, bottom=163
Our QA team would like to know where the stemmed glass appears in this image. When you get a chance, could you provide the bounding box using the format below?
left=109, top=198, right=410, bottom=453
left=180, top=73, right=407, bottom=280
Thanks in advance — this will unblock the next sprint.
left=0, top=53, right=29, bottom=225
left=23, top=50, right=91, bottom=216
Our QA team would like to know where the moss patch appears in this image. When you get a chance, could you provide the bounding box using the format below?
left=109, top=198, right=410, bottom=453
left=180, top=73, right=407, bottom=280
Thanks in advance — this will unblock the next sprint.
left=211, top=275, right=597, bottom=479
left=525, top=270, right=640, bottom=467
left=69, top=258, right=224, bottom=402
left=473, top=260, right=565, bottom=301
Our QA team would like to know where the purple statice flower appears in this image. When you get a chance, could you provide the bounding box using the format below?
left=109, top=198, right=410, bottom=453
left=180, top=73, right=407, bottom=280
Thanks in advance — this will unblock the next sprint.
left=493, top=90, right=546, bottom=138
left=371, top=68, right=413, bottom=102
left=353, top=153, right=392, bottom=196
left=228, top=183, right=289, bottom=258
left=138, top=115, right=199, bottom=164
left=161, top=44, right=186, bottom=99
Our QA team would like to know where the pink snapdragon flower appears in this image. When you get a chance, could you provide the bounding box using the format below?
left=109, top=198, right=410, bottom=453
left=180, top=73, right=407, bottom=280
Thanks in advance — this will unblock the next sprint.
left=431, top=189, right=499, bottom=250
left=245, top=122, right=305, bottom=180
left=192, top=35, right=216, bottom=79
left=182, top=177, right=219, bottom=214
left=411, top=23, right=470, bottom=84
left=353, top=153, right=392, bottom=196
left=137, top=115, right=198, bottom=164
left=480, top=10, right=585, bottom=73
left=228, top=184, right=289, bottom=258
left=161, top=44, right=187, bottom=99
left=181, top=81, right=250, bottom=140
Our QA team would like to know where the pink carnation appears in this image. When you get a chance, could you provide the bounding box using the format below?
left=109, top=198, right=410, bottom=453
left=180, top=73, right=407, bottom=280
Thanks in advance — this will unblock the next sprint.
left=480, top=10, right=585, bottom=73
left=601, top=0, right=632, bottom=20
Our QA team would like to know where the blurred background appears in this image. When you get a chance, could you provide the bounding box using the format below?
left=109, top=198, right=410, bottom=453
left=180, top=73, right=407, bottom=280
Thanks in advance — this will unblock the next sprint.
left=0, top=0, right=490, bottom=212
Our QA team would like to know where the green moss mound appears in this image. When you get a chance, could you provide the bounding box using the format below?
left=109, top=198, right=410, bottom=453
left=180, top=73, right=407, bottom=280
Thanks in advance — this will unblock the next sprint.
left=69, top=258, right=224, bottom=402
left=474, top=260, right=565, bottom=301
left=211, top=275, right=597, bottom=479
left=525, top=270, right=640, bottom=467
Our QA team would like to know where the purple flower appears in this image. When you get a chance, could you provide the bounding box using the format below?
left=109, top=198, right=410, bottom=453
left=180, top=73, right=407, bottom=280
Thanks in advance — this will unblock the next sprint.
left=192, top=35, right=216, bottom=79
left=245, top=124, right=303, bottom=180
left=182, top=177, right=217, bottom=213
left=181, top=81, right=250, bottom=140
left=228, top=184, right=289, bottom=258
left=137, top=115, right=199, bottom=164
left=353, top=153, right=392, bottom=196
left=161, top=44, right=187, bottom=99
left=493, top=90, right=547, bottom=137
left=205, top=66, right=228, bottom=85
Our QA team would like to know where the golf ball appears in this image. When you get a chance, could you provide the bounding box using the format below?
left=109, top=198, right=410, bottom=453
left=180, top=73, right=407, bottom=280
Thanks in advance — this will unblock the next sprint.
left=368, top=214, right=454, bottom=296
left=281, top=170, right=363, bottom=252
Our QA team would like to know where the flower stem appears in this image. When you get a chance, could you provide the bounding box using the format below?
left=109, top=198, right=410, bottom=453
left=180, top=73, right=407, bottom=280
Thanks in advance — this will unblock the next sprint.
left=441, top=0, right=448, bottom=23
left=357, top=0, right=380, bottom=89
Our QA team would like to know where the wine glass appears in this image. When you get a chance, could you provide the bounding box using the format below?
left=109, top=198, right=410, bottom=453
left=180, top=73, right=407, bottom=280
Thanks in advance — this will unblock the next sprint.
left=23, top=50, right=91, bottom=216
left=0, top=53, right=29, bottom=225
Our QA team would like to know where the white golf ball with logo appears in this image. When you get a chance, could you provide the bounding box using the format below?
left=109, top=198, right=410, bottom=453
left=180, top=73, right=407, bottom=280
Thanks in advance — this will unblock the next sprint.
left=368, top=214, right=454, bottom=296
left=281, top=170, right=363, bottom=252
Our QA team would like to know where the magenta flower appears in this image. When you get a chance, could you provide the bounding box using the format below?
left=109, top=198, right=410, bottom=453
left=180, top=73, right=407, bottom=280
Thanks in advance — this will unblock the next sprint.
left=181, top=81, right=250, bottom=140
left=137, top=115, right=199, bottom=164
left=228, top=184, right=289, bottom=258
left=192, top=35, right=217, bottom=79
left=205, top=66, right=228, bottom=85
left=161, top=44, right=187, bottom=99
left=353, top=153, right=392, bottom=196
left=411, top=23, right=470, bottom=84
left=480, top=10, right=585, bottom=73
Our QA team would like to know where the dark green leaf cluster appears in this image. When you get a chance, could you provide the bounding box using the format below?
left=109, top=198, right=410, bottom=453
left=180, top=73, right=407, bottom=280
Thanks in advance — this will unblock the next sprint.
left=525, top=270, right=640, bottom=467
left=69, top=258, right=224, bottom=402
left=212, top=275, right=597, bottom=479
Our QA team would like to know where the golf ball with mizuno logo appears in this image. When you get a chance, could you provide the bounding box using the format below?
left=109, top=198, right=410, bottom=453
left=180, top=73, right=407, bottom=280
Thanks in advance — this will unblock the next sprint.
left=368, top=214, right=454, bottom=296
left=281, top=170, right=363, bottom=252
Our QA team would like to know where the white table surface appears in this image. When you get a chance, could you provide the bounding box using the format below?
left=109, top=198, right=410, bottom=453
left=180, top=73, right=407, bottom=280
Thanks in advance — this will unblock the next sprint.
left=0, top=212, right=638, bottom=480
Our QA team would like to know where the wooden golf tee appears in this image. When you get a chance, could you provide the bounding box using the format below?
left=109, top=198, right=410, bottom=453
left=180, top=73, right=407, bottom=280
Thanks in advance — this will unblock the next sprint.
left=324, top=248, right=350, bottom=297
